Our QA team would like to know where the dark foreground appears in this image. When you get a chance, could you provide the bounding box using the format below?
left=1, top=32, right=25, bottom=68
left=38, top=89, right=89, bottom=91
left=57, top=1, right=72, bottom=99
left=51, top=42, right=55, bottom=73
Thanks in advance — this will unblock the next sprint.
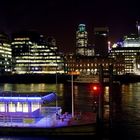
left=0, top=122, right=134, bottom=139
left=0, top=124, right=96, bottom=136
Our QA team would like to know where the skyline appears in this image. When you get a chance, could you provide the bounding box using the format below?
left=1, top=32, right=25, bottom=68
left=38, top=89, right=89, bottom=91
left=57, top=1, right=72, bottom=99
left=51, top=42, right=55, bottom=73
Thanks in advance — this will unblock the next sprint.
left=0, top=0, right=140, bottom=53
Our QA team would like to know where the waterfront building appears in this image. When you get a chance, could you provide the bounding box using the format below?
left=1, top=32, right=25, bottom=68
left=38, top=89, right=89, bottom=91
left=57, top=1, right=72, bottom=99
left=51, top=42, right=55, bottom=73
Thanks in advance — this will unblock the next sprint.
left=65, top=54, right=117, bottom=75
left=109, top=34, right=140, bottom=75
left=94, top=27, right=109, bottom=57
left=0, top=32, right=12, bottom=74
left=11, top=31, right=65, bottom=74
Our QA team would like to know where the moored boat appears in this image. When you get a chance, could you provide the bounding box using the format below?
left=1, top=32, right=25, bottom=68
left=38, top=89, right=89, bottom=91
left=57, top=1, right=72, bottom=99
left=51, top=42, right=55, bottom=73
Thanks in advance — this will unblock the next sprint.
left=68, top=74, right=99, bottom=84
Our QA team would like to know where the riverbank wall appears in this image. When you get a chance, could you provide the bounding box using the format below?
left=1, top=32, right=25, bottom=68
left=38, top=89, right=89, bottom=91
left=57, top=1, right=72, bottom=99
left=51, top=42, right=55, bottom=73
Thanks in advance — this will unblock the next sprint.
left=1, top=74, right=140, bottom=84
left=0, top=74, right=78, bottom=83
left=114, top=74, right=140, bottom=83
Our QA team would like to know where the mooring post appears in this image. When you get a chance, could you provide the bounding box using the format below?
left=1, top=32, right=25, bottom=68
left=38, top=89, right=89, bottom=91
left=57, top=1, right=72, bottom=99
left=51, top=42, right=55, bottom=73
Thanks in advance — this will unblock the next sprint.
left=109, top=64, right=113, bottom=128
left=96, top=64, right=104, bottom=137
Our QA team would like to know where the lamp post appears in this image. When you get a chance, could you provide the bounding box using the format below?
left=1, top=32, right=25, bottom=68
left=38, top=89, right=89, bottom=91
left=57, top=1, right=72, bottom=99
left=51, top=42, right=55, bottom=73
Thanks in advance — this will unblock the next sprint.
left=71, top=74, right=74, bottom=118
left=56, top=71, right=58, bottom=108
left=55, top=58, right=58, bottom=113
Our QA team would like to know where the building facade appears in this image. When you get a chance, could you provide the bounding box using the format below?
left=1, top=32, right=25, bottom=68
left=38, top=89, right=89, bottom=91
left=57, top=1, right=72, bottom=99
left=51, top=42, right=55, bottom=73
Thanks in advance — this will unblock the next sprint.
left=94, top=27, right=109, bottom=57
left=11, top=31, right=65, bottom=74
left=65, top=54, right=119, bottom=75
left=0, top=33, right=12, bottom=74
left=76, top=24, right=88, bottom=56
left=109, top=34, right=140, bottom=75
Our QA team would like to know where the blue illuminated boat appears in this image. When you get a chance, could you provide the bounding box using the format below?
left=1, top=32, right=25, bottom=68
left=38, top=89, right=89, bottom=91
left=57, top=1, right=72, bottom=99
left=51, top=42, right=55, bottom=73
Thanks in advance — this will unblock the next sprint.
left=0, top=92, right=62, bottom=127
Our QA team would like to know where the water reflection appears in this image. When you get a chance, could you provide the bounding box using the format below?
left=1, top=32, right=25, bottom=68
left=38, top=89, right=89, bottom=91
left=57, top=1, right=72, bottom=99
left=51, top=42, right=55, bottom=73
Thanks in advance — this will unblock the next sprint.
left=111, top=82, right=140, bottom=139
left=0, top=83, right=58, bottom=93
left=0, top=83, right=95, bottom=113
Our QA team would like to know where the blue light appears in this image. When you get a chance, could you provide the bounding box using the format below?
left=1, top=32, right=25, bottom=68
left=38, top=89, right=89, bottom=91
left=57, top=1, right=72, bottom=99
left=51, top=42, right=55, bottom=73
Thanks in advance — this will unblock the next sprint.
left=0, top=96, right=42, bottom=102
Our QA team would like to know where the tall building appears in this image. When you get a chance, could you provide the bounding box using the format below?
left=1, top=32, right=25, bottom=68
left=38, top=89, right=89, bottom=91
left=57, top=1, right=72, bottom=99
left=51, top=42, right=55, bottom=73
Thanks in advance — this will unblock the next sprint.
left=94, top=27, right=109, bottom=57
left=0, top=32, right=12, bottom=74
left=11, top=31, right=64, bottom=74
left=76, top=24, right=88, bottom=56
left=47, top=37, right=58, bottom=52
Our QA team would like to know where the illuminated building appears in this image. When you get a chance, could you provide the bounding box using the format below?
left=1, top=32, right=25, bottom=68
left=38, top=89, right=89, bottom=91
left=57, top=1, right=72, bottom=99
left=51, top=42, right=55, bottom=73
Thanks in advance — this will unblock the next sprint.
left=76, top=24, right=88, bottom=56
left=65, top=54, right=116, bottom=75
left=0, top=33, right=12, bottom=74
left=11, top=31, right=65, bottom=74
left=94, top=27, right=109, bottom=57
left=47, top=37, right=58, bottom=52
left=109, top=34, right=140, bottom=75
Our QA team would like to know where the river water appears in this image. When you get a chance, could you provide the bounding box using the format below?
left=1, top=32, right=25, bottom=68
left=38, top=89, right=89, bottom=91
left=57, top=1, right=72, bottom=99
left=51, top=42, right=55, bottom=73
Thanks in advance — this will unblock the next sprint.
left=111, top=82, right=140, bottom=139
left=0, top=82, right=140, bottom=139
left=0, top=82, right=95, bottom=113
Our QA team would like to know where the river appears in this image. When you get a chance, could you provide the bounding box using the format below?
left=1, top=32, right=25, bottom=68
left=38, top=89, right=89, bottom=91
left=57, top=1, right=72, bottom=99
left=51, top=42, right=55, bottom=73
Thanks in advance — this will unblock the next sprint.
left=0, top=82, right=140, bottom=139
left=0, top=82, right=95, bottom=113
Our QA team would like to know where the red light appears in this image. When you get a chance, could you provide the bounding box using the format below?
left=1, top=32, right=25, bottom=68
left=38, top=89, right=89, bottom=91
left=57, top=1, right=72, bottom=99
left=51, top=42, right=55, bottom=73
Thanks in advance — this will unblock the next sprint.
left=90, top=84, right=100, bottom=94
left=93, top=86, right=98, bottom=91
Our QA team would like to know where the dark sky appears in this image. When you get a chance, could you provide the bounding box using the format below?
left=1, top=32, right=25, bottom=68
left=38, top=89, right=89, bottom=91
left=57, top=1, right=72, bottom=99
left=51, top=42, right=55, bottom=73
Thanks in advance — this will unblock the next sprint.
left=0, top=0, right=140, bottom=53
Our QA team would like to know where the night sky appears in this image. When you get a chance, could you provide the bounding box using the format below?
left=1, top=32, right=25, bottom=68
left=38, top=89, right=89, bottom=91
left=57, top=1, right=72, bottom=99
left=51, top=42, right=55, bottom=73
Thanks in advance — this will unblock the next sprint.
left=0, top=0, right=140, bottom=53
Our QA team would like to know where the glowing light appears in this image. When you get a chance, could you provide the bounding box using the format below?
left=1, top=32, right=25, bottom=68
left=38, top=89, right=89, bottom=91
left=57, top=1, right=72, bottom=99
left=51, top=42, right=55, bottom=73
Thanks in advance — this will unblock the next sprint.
left=91, top=84, right=100, bottom=94
left=0, top=96, right=42, bottom=102
left=17, top=102, right=22, bottom=112
left=93, top=86, right=98, bottom=91
left=112, top=43, right=117, bottom=48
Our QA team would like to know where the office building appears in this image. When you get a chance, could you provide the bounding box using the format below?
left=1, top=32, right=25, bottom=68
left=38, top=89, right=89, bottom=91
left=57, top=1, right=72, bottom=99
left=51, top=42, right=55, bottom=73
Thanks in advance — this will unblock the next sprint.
left=11, top=31, right=65, bottom=74
left=94, top=27, right=109, bottom=57
left=76, top=24, right=88, bottom=56
left=0, top=32, right=12, bottom=74
left=47, top=37, right=58, bottom=52
left=109, top=34, right=140, bottom=75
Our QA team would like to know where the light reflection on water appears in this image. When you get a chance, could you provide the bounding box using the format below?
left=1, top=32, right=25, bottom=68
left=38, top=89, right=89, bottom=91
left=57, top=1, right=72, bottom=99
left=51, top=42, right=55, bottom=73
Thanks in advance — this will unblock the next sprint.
left=1, top=83, right=58, bottom=93
left=0, top=83, right=95, bottom=113
left=111, top=82, right=140, bottom=138
left=1, top=82, right=140, bottom=114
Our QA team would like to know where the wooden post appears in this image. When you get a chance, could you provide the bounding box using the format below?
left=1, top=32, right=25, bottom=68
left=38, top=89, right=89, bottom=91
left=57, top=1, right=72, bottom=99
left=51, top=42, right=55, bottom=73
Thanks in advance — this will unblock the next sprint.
left=98, top=65, right=104, bottom=121
left=96, top=64, right=104, bottom=137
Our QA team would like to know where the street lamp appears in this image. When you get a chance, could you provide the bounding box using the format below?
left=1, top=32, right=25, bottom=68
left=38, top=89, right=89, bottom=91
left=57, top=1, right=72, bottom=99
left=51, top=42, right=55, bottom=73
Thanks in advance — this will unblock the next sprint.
left=71, top=74, right=74, bottom=118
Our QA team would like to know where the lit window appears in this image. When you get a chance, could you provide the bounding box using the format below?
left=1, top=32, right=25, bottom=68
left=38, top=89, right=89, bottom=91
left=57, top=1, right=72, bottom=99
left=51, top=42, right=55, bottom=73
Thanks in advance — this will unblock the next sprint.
left=9, top=102, right=16, bottom=112
left=0, top=102, right=5, bottom=112
left=17, top=102, right=22, bottom=112
left=31, top=102, right=40, bottom=112
left=23, top=102, right=28, bottom=112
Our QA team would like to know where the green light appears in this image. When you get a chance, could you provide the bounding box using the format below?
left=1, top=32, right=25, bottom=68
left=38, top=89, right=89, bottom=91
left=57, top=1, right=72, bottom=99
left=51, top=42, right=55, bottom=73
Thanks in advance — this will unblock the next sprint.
left=79, top=24, right=86, bottom=32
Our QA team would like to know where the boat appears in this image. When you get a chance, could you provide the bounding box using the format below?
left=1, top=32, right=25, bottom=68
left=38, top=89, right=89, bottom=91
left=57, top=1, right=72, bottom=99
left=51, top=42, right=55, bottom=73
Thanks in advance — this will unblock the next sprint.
left=69, top=74, right=99, bottom=84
